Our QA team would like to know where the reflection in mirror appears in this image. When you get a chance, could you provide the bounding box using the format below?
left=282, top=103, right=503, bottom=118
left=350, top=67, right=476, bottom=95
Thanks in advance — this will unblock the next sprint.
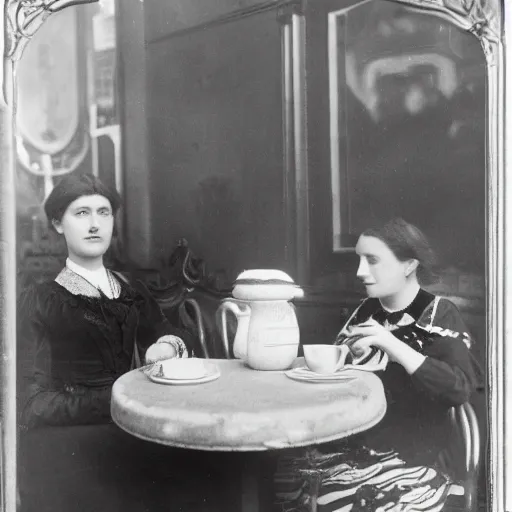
left=15, top=2, right=119, bottom=292
left=330, top=0, right=486, bottom=272
left=15, top=8, right=88, bottom=290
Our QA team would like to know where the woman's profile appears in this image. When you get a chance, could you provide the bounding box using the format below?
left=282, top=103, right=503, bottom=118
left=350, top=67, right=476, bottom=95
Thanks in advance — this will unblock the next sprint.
left=275, top=218, right=482, bottom=512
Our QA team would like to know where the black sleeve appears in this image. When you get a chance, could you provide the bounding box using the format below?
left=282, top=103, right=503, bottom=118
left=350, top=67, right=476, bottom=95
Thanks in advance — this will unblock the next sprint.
left=21, top=382, right=112, bottom=428
left=412, top=340, right=479, bottom=406
left=411, top=299, right=482, bottom=406
left=17, top=286, right=112, bottom=429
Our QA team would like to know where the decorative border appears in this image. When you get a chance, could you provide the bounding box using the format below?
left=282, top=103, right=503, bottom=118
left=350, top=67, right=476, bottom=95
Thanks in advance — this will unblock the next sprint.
left=0, top=2, right=508, bottom=512
left=3, top=0, right=97, bottom=64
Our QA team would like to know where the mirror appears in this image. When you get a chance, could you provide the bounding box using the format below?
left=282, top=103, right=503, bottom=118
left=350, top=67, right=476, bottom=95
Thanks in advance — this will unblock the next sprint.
left=0, top=0, right=506, bottom=511
left=329, top=0, right=486, bottom=262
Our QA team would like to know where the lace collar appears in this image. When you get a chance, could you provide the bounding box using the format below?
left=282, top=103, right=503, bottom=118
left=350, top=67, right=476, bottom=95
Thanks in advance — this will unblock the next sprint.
left=55, top=266, right=121, bottom=298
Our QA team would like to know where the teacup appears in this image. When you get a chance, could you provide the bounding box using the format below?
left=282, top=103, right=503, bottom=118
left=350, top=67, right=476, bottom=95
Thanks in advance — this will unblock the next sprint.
left=303, top=344, right=350, bottom=374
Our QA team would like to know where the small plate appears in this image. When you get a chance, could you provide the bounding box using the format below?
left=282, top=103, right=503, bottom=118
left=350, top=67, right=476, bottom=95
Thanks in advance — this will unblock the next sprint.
left=144, top=359, right=221, bottom=385
left=148, top=370, right=221, bottom=386
left=284, top=366, right=357, bottom=384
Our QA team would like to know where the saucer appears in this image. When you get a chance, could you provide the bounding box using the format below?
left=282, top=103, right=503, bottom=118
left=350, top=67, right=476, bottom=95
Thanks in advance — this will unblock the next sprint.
left=148, top=370, right=220, bottom=386
left=284, top=366, right=357, bottom=384
left=144, top=359, right=221, bottom=385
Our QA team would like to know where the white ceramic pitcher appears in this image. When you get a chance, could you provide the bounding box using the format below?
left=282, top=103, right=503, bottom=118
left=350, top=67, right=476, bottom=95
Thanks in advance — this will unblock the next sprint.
left=217, top=269, right=304, bottom=371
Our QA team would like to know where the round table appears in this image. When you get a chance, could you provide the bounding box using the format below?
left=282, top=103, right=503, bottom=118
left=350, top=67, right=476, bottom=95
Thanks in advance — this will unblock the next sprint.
left=111, top=358, right=386, bottom=511
left=111, top=358, right=386, bottom=450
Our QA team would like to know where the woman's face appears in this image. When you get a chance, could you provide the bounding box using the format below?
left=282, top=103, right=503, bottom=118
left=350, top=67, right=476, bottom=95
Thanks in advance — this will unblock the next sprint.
left=355, top=235, right=412, bottom=300
left=53, top=194, right=114, bottom=264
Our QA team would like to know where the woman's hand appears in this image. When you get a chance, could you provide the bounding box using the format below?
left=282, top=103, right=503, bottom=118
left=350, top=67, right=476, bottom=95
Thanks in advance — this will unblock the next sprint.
left=144, top=335, right=183, bottom=364
left=145, top=342, right=177, bottom=364
left=345, top=319, right=426, bottom=374
left=346, top=319, right=395, bottom=355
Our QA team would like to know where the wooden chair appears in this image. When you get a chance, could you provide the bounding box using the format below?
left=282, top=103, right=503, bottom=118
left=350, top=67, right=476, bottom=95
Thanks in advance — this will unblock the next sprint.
left=447, top=402, right=481, bottom=512
left=299, top=403, right=482, bottom=512
left=177, top=294, right=236, bottom=359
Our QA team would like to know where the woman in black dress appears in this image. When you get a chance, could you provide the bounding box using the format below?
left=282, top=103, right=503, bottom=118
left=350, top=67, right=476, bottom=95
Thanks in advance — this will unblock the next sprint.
left=274, top=219, right=481, bottom=512
left=17, top=174, right=218, bottom=512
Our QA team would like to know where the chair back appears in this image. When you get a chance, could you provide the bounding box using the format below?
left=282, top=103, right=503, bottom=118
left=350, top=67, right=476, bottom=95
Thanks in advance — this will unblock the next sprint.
left=178, top=294, right=234, bottom=359
left=143, top=239, right=234, bottom=359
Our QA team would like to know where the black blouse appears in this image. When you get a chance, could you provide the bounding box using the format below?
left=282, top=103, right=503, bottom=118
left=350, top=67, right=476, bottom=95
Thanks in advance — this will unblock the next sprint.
left=17, top=271, right=192, bottom=429
left=335, top=289, right=482, bottom=466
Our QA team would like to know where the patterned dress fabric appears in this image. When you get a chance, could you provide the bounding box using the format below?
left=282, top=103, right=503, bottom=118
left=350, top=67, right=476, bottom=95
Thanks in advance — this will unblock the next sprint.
left=274, top=289, right=481, bottom=512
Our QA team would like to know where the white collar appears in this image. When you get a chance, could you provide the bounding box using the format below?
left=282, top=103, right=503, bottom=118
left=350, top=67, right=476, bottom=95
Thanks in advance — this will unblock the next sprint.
left=66, top=258, right=117, bottom=298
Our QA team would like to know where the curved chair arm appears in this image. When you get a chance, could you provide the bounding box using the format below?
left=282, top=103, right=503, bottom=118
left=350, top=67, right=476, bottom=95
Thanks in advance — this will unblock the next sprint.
left=215, top=302, right=234, bottom=359
left=450, top=402, right=480, bottom=512
left=462, top=402, right=480, bottom=473
left=179, top=298, right=210, bottom=359
left=454, top=402, right=480, bottom=474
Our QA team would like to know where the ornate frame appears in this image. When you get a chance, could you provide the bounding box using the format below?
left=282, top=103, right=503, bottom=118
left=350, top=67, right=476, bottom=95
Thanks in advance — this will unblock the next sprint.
left=0, top=1, right=507, bottom=511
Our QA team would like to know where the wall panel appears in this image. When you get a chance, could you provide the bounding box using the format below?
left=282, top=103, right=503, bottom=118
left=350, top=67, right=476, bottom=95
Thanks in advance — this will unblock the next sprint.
left=147, top=7, right=288, bottom=280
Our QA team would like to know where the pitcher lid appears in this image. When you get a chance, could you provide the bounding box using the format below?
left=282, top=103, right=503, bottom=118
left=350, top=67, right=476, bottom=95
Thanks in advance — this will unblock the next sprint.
left=234, top=269, right=295, bottom=285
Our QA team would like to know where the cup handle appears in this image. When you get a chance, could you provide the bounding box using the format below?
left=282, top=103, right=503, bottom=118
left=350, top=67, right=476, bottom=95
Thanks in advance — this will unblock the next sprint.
left=334, top=344, right=350, bottom=371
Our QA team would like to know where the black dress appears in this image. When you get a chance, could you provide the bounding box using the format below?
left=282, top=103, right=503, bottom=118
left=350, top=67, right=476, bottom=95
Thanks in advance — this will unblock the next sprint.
left=16, top=268, right=223, bottom=512
left=274, top=289, right=482, bottom=512
left=17, top=267, right=192, bottom=428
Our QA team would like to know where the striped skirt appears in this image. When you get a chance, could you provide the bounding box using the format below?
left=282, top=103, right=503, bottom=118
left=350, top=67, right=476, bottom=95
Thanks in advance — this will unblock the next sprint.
left=274, top=443, right=465, bottom=512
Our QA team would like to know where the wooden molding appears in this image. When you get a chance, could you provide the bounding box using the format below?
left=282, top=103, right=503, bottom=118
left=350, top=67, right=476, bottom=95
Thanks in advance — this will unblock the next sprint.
left=147, top=0, right=301, bottom=45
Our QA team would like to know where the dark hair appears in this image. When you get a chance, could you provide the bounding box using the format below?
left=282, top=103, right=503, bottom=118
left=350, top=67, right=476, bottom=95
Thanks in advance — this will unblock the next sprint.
left=44, top=173, right=122, bottom=229
left=361, top=218, right=438, bottom=285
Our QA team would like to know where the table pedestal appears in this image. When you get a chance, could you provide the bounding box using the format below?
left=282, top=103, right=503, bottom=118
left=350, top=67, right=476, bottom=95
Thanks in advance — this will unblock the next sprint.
left=239, top=453, right=277, bottom=512
left=242, top=457, right=261, bottom=512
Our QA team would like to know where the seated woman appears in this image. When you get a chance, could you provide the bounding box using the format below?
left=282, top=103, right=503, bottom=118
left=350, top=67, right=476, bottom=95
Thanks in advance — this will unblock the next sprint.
left=17, top=174, right=219, bottom=512
left=18, top=173, right=191, bottom=428
left=274, top=218, right=482, bottom=512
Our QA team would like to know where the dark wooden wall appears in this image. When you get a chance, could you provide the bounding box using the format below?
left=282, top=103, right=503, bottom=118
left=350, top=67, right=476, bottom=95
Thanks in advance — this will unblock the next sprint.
left=146, top=7, right=289, bottom=280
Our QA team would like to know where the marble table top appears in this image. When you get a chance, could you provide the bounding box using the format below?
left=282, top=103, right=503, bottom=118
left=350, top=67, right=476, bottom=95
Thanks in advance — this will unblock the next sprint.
left=111, top=358, right=386, bottom=451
